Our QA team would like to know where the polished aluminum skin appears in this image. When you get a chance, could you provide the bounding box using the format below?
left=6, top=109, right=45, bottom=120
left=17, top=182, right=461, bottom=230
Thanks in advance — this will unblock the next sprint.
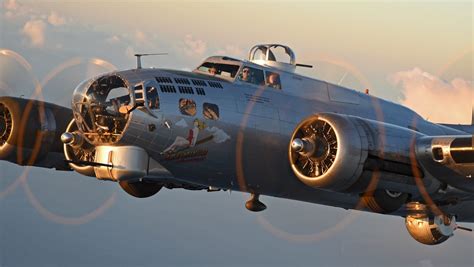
left=65, top=44, right=473, bottom=222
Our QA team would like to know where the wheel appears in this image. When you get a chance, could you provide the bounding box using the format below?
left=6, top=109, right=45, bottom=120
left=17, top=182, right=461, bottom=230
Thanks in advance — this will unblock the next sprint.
left=119, top=180, right=163, bottom=198
left=362, top=189, right=408, bottom=214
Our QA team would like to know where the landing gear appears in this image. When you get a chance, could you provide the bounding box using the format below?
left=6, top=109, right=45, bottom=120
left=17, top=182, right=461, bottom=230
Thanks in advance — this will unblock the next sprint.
left=245, top=193, right=266, bottom=212
left=362, top=189, right=409, bottom=214
left=119, top=180, right=163, bottom=198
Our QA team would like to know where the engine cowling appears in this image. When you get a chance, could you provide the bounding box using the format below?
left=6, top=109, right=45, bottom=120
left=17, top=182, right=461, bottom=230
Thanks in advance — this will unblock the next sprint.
left=0, top=96, right=72, bottom=169
left=289, top=113, right=368, bottom=191
left=289, top=113, right=423, bottom=192
left=416, top=135, right=474, bottom=192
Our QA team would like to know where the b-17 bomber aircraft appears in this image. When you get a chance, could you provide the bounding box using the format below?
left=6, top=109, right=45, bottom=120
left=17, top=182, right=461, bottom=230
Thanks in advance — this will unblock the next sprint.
left=0, top=44, right=473, bottom=245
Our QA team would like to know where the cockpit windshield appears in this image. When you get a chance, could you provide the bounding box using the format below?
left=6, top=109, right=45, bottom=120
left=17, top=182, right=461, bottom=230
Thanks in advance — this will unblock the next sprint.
left=72, top=75, right=131, bottom=144
left=196, top=62, right=240, bottom=79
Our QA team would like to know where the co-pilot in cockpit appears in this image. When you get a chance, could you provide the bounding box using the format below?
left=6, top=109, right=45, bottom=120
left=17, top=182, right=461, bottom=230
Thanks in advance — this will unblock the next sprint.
left=196, top=61, right=240, bottom=79
left=194, top=44, right=295, bottom=91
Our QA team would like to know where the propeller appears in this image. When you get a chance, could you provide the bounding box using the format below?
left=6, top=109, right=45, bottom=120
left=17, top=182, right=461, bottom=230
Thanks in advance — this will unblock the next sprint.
left=0, top=48, right=119, bottom=225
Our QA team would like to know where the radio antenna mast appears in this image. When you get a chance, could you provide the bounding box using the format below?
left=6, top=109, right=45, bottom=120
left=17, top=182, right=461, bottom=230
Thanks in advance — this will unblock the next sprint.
left=134, top=53, right=168, bottom=69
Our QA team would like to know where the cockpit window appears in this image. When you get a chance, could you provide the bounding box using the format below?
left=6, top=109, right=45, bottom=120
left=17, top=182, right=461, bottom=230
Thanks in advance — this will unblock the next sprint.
left=265, top=71, right=282, bottom=89
left=197, top=62, right=240, bottom=78
left=238, top=66, right=265, bottom=86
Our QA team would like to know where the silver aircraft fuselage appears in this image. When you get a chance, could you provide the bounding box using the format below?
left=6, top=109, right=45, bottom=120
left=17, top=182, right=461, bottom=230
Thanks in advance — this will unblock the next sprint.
left=71, top=58, right=473, bottom=220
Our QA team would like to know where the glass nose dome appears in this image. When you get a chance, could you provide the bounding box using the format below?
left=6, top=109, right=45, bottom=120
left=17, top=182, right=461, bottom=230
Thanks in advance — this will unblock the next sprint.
left=71, top=74, right=131, bottom=144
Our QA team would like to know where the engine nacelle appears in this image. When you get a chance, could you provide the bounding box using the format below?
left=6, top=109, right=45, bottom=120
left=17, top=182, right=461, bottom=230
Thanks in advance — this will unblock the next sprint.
left=289, top=113, right=423, bottom=192
left=0, top=96, right=72, bottom=169
left=416, top=135, right=474, bottom=192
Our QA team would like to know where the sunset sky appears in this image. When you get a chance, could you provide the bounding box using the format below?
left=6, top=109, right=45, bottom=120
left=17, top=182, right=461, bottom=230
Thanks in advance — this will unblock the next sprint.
left=1, top=0, right=472, bottom=122
left=0, top=1, right=473, bottom=266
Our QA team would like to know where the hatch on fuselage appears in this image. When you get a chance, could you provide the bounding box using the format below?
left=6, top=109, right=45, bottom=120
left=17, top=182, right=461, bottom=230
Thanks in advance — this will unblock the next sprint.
left=248, top=44, right=296, bottom=73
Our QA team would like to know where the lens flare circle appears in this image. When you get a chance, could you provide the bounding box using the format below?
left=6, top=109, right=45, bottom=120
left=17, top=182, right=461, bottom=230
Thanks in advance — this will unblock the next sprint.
left=0, top=49, right=41, bottom=198
left=20, top=56, right=118, bottom=225
left=0, top=50, right=119, bottom=225
left=235, top=56, right=384, bottom=242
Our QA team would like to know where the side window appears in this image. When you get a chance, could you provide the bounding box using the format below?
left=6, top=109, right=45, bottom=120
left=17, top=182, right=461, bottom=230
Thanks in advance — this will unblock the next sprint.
left=146, top=86, right=159, bottom=109
left=203, top=103, right=219, bottom=120
left=179, top=98, right=196, bottom=116
left=265, top=71, right=282, bottom=90
left=238, top=66, right=265, bottom=86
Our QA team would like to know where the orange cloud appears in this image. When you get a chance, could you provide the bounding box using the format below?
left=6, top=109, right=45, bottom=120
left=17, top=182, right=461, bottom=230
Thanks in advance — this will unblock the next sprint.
left=183, top=34, right=207, bottom=57
left=47, top=11, right=66, bottom=26
left=21, top=19, right=46, bottom=47
left=390, top=68, right=472, bottom=124
left=3, top=0, right=18, bottom=10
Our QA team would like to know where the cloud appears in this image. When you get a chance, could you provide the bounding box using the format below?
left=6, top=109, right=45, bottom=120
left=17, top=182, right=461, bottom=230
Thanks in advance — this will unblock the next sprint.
left=390, top=67, right=473, bottom=124
left=47, top=11, right=66, bottom=26
left=206, top=127, right=231, bottom=143
left=134, top=30, right=148, bottom=44
left=21, top=19, right=46, bottom=47
left=419, top=260, right=434, bottom=267
left=3, top=0, right=19, bottom=10
left=106, top=35, right=120, bottom=44
left=183, top=34, right=207, bottom=57
left=3, top=0, right=29, bottom=19
left=215, top=44, right=244, bottom=57
left=175, top=119, right=188, bottom=128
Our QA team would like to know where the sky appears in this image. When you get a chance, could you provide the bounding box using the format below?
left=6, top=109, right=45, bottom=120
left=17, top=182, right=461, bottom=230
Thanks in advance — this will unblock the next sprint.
left=0, top=0, right=473, bottom=266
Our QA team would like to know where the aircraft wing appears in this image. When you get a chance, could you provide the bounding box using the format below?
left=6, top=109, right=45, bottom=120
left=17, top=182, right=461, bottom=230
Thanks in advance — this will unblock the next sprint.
left=441, top=123, right=474, bottom=134
left=0, top=96, right=73, bottom=170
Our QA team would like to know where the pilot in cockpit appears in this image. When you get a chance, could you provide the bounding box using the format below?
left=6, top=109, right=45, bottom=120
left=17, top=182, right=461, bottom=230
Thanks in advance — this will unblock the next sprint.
left=240, top=67, right=250, bottom=82
left=266, top=72, right=281, bottom=89
left=238, top=66, right=264, bottom=86
left=208, top=66, right=217, bottom=76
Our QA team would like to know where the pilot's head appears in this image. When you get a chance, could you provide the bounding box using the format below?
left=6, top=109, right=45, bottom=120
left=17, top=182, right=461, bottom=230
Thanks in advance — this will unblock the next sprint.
left=268, top=73, right=278, bottom=84
left=209, top=66, right=217, bottom=75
